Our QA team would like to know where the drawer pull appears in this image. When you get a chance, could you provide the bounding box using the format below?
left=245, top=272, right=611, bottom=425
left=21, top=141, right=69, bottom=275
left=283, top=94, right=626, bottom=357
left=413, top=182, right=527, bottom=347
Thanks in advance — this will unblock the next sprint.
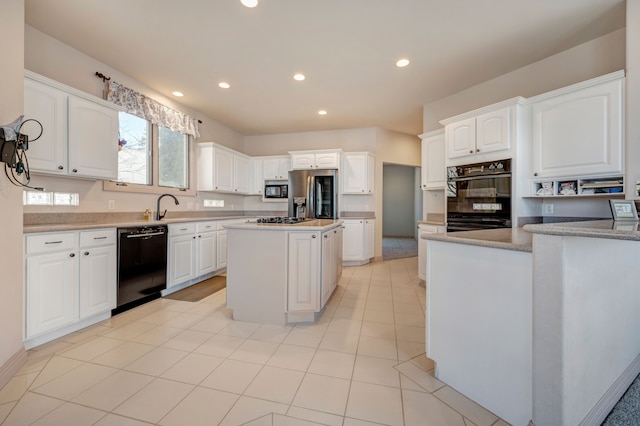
left=312, top=235, right=317, bottom=239
left=84, top=251, right=90, bottom=256
left=93, top=236, right=107, bottom=240
left=45, top=241, right=63, bottom=244
left=180, top=228, right=188, bottom=231
left=69, top=253, right=75, bottom=257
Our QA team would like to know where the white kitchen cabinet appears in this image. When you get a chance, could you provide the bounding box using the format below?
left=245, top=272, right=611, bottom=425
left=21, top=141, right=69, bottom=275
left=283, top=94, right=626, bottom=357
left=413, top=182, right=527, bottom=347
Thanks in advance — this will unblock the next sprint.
left=342, top=152, right=375, bottom=194
left=197, top=142, right=252, bottom=194
left=288, top=231, right=320, bottom=312
left=250, top=158, right=264, bottom=195
left=25, top=239, right=79, bottom=338
left=167, top=224, right=197, bottom=288
left=420, top=130, right=445, bottom=189
left=78, top=229, right=117, bottom=318
left=262, top=155, right=290, bottom=180
left=342, top=218, right=375, bottom=265
left=24, top=72, right=119, bottom=180
left=531, top=72, right=624, bottom=179
left=441, top=98, right=524, bottom=166
left=196, top=222, right=218, bottom=276
left=289, top=150, right=341, bottom=170
left=446, top=107, right=510, bottom=160
left=418, top=223, right=444, bottom=281
left=321, top=228, right=342, bottom=307
left=217, top=223, right=228, bottom=270
left=24, top=228, right=116, bottom=348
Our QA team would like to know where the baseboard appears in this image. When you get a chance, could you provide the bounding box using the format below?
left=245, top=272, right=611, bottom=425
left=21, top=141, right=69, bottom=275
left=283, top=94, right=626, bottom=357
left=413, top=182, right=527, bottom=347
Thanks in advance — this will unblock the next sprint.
left=0, top=347, right=27, bottom=390
left=579, top=351, right=640, bottom=426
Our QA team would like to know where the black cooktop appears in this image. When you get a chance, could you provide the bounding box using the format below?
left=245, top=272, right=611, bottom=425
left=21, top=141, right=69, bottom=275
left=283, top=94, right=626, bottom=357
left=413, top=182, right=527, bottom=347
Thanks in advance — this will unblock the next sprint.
left=256, top=217, right=308, bottom=224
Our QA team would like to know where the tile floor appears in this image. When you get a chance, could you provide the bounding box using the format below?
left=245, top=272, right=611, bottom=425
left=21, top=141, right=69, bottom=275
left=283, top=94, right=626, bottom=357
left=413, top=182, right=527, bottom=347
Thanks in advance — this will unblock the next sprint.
left=0, top=257, right=509, bottom=426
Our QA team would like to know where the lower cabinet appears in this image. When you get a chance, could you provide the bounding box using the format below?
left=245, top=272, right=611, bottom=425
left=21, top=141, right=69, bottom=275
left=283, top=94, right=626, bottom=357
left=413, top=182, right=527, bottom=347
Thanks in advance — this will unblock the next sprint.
left=167, top=221, right=225, bottom=291
left=342, top=218, right=375, bottom=265
left=24, top=229, right=116, bottom=348
left=418, top=223, right=445, bottom=281
left=288, top=225, right=343, bottom=317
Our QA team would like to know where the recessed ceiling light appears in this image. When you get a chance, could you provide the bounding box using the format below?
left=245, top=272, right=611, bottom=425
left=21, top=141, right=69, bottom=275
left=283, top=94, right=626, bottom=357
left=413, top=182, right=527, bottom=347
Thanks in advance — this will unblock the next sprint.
left=318, top=110, right=327, bottom=116
left=293, top=73, right=306, bottom=81
left=396, top=58, right=410, bottom=68
left=172, top=91, right=184, bottom=97
left=218, top=82, right=230, bottom=89
left=241, top=0, right=258, bottom=8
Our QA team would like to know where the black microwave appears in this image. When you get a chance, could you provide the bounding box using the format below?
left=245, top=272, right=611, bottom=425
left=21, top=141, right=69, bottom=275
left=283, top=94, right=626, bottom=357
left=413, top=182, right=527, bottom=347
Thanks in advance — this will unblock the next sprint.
left=265, top=184, right=288, bottom=198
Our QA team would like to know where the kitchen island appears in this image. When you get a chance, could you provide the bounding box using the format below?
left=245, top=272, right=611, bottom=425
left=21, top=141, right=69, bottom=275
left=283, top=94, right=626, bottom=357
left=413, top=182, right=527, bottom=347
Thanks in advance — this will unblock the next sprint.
left=225, top=219, right=343, bottom=325
left=423, top=221, right=640, bottom=426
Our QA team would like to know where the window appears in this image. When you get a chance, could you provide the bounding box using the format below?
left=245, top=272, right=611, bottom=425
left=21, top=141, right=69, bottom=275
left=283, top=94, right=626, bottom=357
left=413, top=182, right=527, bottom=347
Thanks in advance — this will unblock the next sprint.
left=107, top=112, right=192, bottom=195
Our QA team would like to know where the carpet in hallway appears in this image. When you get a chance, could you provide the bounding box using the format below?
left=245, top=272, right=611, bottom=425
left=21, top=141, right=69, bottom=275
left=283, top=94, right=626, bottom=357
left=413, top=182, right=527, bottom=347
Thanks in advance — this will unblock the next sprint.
left=382, top=237, right=418, bottom=260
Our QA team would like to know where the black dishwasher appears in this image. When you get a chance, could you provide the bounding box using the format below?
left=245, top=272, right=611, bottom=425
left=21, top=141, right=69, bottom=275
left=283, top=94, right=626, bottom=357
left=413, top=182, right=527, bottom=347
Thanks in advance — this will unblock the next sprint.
left=114, top=225, right=168, bottom=315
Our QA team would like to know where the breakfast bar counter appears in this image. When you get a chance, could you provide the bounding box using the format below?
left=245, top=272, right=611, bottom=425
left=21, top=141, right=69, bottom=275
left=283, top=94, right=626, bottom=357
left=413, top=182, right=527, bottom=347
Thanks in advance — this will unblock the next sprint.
left=423, top=220, right=640, bottom=426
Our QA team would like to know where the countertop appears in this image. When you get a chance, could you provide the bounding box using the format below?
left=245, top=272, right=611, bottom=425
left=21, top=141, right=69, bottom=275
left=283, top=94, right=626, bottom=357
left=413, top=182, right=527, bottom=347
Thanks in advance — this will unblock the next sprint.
left=23, top=216, right=251, bottom=234
left=422, top=227, right=533, bottom=253
left=524, top=219, right=640, bottom=241
left=225, top=219, right=343, bottom=231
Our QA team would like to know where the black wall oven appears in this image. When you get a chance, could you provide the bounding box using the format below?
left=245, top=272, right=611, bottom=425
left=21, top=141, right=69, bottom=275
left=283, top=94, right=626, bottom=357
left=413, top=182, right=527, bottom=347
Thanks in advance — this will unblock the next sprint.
left=446, top=159, right=512, bottom=232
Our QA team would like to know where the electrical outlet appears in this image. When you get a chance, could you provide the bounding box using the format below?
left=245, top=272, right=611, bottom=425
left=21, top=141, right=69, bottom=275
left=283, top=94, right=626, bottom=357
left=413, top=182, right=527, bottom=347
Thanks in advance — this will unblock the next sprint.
left=543, top=203, right=554, bottom=215
left=108, top=200, right=115, bottom=210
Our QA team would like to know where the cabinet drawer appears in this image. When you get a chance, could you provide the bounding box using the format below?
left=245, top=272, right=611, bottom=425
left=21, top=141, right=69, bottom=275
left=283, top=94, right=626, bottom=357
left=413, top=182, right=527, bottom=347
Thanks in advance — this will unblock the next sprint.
left=419, top=225, right=442, bottom=234
left=169, top=223, right=196, bottom=236
left=80, top=229, right=116, bottom=248
left=196, top=221, right=217, bottom=233
left=26, top=232, right=77, bottom=255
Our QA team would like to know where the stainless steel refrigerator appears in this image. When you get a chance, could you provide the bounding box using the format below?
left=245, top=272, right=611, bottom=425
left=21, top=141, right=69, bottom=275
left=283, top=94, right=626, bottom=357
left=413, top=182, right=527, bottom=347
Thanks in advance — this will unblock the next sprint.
left=288, top=169, right=338, bottom=219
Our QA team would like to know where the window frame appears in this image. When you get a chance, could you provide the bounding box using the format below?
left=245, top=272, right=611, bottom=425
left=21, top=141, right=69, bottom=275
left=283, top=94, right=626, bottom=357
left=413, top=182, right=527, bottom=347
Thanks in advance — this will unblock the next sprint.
left=104, top=116, right=195, bottom=196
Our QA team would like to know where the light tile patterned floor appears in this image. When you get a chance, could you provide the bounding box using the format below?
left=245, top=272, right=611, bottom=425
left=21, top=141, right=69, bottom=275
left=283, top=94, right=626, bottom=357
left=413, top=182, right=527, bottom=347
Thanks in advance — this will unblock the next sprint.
left=0, top=257, right=510, bottom=425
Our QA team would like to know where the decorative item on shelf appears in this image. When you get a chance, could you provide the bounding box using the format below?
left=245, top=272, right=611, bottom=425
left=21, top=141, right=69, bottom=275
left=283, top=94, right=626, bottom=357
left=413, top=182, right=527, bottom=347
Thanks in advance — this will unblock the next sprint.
left=609, top=199, right=639, bottom=221
left=636, top=181, right=640, bottom=197
left=536, top=181, right=553, bottom=196
left=558, top=181, right=577, bottom=196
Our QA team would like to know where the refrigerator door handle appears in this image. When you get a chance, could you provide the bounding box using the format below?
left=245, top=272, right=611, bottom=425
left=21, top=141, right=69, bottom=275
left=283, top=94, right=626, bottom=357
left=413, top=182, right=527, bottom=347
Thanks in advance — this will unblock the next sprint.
left=307, top=175, right=314, bottom=219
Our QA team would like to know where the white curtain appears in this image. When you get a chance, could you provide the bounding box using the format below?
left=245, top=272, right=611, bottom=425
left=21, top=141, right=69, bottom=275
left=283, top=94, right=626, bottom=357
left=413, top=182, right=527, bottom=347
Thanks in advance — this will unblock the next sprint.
left=107, top=80, right=200, bottom=138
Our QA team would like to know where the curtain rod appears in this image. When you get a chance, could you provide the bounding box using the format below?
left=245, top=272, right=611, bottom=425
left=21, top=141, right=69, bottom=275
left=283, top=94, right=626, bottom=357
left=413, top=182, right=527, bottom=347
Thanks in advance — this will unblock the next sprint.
left=95, top=71, right=203, bottom=124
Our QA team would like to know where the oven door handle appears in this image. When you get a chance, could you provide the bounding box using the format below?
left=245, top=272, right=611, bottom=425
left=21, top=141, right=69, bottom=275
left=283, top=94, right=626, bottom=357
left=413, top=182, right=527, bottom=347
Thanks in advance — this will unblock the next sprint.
left=448, top=172, right=511, bottom=182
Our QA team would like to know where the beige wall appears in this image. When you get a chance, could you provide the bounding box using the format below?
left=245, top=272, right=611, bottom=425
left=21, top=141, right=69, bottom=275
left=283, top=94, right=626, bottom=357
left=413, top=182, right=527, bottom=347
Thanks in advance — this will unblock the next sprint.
left=423, top=28, right=626, bottom=132
left=245, top=128, right=421, bottom=258
left=24, top=26, right=247, bottom=215
left=0, top=0, right=26, bottom=386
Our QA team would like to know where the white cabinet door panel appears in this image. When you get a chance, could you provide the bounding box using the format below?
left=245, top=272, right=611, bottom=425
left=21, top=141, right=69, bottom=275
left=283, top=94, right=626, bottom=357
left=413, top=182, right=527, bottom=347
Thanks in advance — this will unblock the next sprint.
left=288, top=232, right=319, bottom=311
left=80, top=245, right=116, bottom=318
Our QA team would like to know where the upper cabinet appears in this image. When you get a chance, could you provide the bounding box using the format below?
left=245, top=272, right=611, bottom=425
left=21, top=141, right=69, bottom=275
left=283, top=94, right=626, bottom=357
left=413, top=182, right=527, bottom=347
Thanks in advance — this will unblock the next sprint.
left=262, top=155, right=290, bottom=180
left=420, top=130, right=445, bottom=189
left=290, top=150, right=341, bottom=170
left=441, top=98, right=524, bottom=166
left=197, top=142, right=252, bottom=194
left=342, top=152, right=375, bottom=194
left=530, top=71, right=624, bottom=179
left=24, top=71, right=119, bottom=180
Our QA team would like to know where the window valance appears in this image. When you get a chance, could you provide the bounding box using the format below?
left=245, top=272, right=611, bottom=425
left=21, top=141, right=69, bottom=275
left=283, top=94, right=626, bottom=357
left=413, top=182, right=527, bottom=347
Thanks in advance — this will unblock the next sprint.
left=107, top=80, right=200, bottom=138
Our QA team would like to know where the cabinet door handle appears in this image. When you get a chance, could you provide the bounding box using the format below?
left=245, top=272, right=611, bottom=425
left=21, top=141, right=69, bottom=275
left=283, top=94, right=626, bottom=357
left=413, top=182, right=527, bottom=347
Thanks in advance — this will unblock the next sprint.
left=534, top=173, right=539, bottom=177
left=72, top=169, right=78, bottom=173
left=69, top=253, right=75, bottom=257
left=84, top=251, right=90, bottom=256
left=58, top=165, right=64, bottom=170
left=362, top=189, right=365, bottom=192
left=324, top=235, right=328, bottom=239
left=469, top=150, right=473, bottom=154
left=312, top=235, right=317, bottom=238
left=476, top=149, right=480, bottom=152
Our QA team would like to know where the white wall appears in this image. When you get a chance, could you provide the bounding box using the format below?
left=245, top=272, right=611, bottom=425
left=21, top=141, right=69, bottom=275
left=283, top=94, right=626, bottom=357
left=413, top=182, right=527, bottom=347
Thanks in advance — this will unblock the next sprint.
left=0, top=0, right=26, bottom=387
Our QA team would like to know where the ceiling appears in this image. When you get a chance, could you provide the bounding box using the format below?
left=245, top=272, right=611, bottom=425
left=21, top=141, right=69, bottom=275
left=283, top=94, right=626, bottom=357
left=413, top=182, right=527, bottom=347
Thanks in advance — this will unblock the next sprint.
left=24, top=0, right=625, bottom=136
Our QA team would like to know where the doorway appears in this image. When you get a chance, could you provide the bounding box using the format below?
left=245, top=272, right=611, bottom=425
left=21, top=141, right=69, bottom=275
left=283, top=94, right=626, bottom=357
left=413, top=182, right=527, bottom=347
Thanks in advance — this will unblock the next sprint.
left=382, top=164, right=422, bottom=260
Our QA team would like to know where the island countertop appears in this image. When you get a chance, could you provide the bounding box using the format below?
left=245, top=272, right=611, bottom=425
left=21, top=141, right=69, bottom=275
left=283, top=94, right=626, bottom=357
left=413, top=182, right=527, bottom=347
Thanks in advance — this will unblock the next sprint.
left=422, top=227, right=533, bottom=252
left=523, top=219, right=640, bottom=241
left=225, top=219, right=343, bottom=231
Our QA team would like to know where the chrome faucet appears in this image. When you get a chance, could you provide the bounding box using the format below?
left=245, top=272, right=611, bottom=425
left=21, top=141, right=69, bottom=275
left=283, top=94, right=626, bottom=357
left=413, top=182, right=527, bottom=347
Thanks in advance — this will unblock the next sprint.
left=156, top=194, right=179, bottom=220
